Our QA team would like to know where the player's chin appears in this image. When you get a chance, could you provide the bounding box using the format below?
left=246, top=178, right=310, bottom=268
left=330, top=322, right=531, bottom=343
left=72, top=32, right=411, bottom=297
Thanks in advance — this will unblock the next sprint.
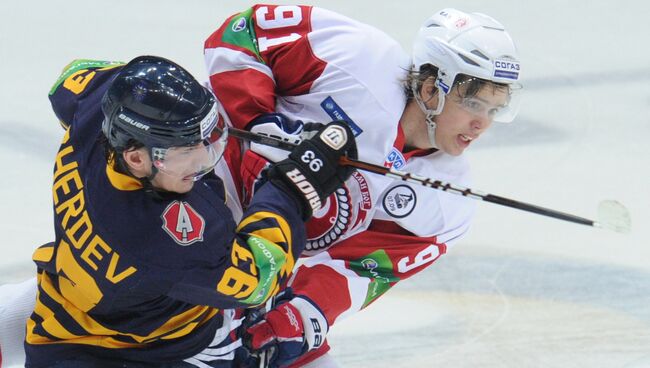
left=441, top=142, right=465, bottom=156
left=175, top=180, right=195, bottom=193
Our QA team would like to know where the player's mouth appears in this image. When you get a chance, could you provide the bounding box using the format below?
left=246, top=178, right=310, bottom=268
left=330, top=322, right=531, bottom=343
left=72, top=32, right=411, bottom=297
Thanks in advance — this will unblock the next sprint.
left=458, top=134, right=475, bottom=148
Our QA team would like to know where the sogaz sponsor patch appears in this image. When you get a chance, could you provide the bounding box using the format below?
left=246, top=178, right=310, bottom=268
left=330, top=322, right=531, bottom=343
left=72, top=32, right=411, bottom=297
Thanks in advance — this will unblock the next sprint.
left=494, top=59, right=520, bottom=80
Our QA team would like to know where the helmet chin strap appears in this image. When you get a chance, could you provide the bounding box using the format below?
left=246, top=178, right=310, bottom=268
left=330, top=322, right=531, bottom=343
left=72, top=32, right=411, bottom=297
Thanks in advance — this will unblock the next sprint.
left=117, top=149, right=170, bottom=199
left=111, top=147, right=178, bottom=200
left=410, top=79, right=445, bottom=149
left=146, top=164, right=160, bottom=182
left=142, top=153, right=178, bottom=199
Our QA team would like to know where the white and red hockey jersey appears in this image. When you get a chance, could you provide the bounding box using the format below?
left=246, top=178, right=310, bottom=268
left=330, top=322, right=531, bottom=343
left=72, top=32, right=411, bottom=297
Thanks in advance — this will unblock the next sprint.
left=205, top=4, right=476, bottom=361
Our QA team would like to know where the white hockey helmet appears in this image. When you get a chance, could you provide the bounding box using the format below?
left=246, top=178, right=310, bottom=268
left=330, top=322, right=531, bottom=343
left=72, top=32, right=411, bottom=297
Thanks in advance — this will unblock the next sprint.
left=411, top=8, right=522, bottom=127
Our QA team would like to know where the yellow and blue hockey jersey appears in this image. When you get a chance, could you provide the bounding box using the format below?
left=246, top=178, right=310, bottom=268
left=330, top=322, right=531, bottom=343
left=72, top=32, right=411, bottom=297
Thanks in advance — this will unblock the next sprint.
left=24, top=60, right=305, bottom=366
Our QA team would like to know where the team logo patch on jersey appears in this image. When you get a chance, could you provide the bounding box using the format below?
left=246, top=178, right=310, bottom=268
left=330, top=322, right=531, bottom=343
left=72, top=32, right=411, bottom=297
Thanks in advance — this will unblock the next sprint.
left=320, top=96, right=363, bottom=136
left=305, top=172, right=372, bottom=253
left=382, top=185, right=416, bottom=218
left=384, top=148, right=406, bottom=169
left=305, top=187, right=351, bottom=252
left=161, top=201, right=205, bottom=246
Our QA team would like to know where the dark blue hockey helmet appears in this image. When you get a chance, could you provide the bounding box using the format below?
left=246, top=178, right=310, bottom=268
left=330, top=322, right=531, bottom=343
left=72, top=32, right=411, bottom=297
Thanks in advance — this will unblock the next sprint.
left=101, top=55, right=221, bottom=151
left=102, top=56, right=228, bottom=181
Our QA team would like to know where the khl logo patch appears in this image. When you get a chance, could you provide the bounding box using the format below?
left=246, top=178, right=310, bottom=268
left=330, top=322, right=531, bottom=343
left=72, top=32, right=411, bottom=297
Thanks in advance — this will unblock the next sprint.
left=384, top=148, right=405, bottom=169
left=161, top=201, right=205, bottom=246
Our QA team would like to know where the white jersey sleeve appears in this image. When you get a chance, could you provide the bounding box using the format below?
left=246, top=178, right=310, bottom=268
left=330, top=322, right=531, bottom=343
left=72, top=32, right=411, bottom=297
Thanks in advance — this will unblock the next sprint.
left=373, top=151, right=476, bottom=246
left=204, top=4, right=409, bottom=166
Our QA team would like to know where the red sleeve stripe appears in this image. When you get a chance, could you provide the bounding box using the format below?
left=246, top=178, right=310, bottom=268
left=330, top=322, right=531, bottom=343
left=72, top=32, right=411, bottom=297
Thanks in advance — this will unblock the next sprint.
left=205, top=47, right=273, bottom=79
left=209, top=68, right=276, bottom=129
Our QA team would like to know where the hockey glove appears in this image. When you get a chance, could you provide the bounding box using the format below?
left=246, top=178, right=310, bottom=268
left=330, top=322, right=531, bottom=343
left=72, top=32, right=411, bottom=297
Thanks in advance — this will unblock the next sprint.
left=267, top=120, right=358, bottom=219
left=249, top=113, right=304, bottom=163
left=248, top=113, right=326, bottom=162
left=244, top=296, right=328, bottom=368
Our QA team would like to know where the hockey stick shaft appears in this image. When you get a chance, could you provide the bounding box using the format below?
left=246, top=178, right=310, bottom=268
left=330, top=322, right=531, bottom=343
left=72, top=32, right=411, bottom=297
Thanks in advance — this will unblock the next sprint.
left=227, top=127, right=625, bottom=231
left=338, top=156, right=596, bottom=227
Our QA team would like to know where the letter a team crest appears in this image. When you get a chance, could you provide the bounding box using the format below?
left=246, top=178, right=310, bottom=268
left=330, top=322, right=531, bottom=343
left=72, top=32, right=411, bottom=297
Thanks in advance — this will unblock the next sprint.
left=161, top=201, right=205, bottom=246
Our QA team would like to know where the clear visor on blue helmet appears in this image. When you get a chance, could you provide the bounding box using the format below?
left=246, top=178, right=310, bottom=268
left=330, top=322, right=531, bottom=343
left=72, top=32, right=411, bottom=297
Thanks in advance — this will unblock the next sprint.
left=151, top=107, right=228, bottom=181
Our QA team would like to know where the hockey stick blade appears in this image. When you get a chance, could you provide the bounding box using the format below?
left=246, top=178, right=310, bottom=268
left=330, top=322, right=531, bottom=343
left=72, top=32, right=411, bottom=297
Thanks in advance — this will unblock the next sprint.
left=594, top=200, right=631, bottom=233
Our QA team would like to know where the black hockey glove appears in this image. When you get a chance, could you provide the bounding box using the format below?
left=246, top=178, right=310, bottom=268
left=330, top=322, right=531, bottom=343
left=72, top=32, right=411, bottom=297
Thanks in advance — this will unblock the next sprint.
left=267, top=120, right=358, bottom=219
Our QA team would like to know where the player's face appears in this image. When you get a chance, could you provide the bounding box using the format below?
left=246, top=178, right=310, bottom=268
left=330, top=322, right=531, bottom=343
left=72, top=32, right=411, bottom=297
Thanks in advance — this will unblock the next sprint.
left=148, top=128, right=229, bottom=193
left=148, top=142, right=216, bottom=193
left=149, top=152, right=199, bottom=193
left=125, top=144, right=202, bottom=194
left=433, top=83, right=509, bottom=156
left=150, top=169, right=196, bottom=194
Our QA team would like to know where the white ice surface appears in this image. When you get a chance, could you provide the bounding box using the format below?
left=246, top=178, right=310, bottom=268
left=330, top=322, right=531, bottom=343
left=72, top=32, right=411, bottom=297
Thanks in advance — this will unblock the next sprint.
left=1, top=1, right=649, bottom=367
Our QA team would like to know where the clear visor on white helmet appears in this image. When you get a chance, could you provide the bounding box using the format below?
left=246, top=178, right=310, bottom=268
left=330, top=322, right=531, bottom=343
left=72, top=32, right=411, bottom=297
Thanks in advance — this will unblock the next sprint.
left=152, top=126, right=228, bottom=182
left=450, top=77, right=523, bottom=123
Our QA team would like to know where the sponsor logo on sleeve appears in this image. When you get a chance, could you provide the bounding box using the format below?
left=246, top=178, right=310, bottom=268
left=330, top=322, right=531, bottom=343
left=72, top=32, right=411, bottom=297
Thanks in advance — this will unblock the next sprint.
left=382, top=185, right=416, bottom=218
left=349, top=250, right=400, bottom=307
left=161, top=201, right=205, bottom=246
left=320, top=96, right=363, bottom=136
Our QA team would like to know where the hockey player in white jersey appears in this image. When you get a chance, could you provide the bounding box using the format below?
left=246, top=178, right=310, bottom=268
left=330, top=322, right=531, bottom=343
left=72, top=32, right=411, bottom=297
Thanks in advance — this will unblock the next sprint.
left=204, top=4, right=522, bottom=367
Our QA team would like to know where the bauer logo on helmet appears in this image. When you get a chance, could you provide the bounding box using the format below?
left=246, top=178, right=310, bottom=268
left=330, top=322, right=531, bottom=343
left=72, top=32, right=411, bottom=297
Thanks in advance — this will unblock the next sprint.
left=117, top=113, right=150, bottom=131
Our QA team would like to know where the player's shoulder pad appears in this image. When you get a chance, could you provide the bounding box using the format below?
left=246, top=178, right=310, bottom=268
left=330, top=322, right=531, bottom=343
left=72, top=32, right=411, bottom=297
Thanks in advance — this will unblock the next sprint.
left=49, top=59, right=125, bottom=129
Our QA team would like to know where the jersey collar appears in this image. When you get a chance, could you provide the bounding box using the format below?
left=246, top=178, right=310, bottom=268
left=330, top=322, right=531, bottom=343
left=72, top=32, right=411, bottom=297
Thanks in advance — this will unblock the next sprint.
left=106, top=159, right=143, bottom=191
left=395, top=124, right=437, bottom=160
